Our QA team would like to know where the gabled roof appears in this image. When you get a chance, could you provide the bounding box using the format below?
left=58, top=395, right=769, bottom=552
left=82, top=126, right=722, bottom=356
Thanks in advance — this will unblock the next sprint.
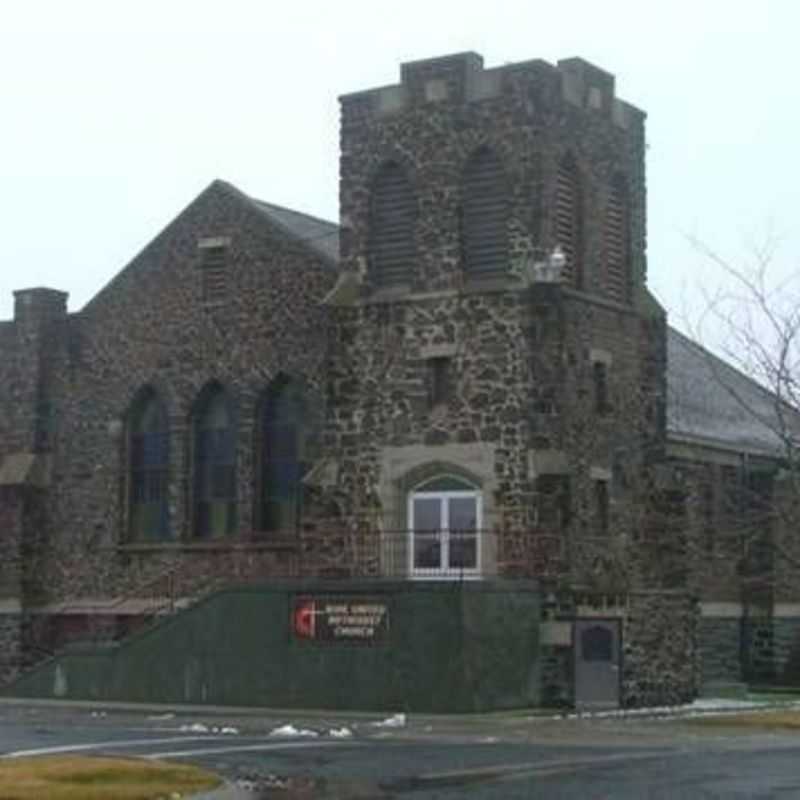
left=250, top=198, right=340, bottom=264
left=666, top=326, right=795, bottom=457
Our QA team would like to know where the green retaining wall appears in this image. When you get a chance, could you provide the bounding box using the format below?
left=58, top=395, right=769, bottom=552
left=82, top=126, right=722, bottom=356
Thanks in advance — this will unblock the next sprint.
left=5, top=580, right=540, bottom=712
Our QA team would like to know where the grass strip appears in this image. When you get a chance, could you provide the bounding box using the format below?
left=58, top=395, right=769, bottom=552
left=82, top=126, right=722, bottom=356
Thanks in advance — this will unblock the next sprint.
left=688, top=710, right=800, bottom=730
left=0, top=755, right=221, bottom=800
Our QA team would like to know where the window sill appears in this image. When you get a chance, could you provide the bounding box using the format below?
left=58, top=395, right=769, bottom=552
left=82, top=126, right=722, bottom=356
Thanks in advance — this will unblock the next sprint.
left=117, top=537, right=299, bottom=553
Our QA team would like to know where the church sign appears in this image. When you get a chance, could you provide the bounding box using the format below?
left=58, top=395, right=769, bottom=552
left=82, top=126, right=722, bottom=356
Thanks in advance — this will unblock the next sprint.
left=291, top=596, right=389, bottom=644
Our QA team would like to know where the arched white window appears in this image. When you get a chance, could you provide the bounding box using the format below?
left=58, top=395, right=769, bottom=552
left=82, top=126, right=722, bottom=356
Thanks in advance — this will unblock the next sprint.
left=408, top=476, right=482, bottom=578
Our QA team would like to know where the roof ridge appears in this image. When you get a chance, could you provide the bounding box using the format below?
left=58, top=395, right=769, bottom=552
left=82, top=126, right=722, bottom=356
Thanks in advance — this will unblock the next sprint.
left=254, top=198, right=339, bottom=230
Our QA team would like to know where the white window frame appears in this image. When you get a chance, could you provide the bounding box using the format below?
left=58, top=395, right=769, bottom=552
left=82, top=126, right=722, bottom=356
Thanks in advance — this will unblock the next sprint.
left=407, top=488, right=482, bottom=579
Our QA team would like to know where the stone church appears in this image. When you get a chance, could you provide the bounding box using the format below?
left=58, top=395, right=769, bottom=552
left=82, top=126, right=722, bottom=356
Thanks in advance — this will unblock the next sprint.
left=0, top=52, right=794, bottom=711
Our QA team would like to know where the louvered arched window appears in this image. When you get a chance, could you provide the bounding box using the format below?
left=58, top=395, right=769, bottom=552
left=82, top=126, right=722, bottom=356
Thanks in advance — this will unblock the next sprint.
left=605, top=174, right=631, bottom=304
left=258, top=376, right=307, bottom=534
left=193, top=383, right=236, bottom=538
left=554, top=155, right=583, bottom=288
left=462, top=148, right=508, bottom=277
left=369, top=162, right=416, bottom=287
left=128, top=387, right=170, bottom=540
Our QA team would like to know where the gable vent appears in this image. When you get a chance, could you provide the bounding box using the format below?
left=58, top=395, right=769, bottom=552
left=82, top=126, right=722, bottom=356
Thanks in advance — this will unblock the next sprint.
left=369, top=162, right=416, bottom=287
left=554, top=157, right=583, bottom=288
left=462, top=148, right=508, bottom=277
left=605, top=176, right=630, bottom=304
left=198, top=237, right=230, bottom=304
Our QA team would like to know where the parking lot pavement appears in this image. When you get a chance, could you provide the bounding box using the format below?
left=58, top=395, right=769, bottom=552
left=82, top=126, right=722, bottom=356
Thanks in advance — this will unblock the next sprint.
left=2, top=701, right=800, bottom=798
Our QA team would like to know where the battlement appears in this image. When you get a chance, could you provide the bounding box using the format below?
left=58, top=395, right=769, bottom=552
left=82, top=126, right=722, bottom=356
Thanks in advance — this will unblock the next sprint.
left=340, top=51, right=642, bottom=129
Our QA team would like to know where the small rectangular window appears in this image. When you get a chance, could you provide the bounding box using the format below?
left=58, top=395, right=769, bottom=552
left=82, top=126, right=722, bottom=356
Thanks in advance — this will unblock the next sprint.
left=593, top=361, right=609, bottom=414
left=427, top=357, right=452, bottom=408
left=594, top=479, right=609, bottom=536
left=536, top=475, right=571, bottom=532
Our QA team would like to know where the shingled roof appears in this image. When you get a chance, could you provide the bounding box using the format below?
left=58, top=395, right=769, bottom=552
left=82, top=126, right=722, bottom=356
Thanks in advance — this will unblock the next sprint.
left=666, top=326, right=794, bottom=457
left=250, top=199, right=340, bottom=264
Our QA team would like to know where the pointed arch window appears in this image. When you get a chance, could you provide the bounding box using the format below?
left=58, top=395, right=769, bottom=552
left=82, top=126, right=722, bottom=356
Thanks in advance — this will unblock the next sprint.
left=369, top=161, right=416, bottom=288
left=259, top=377, right=307, bottom=534
left=462, top=147, right=509, bottom=278
left=605, top=174, right=631, bottom=304
left=193, top=384, right=236, bottom=538
left=128, top=388, right=170, bottom=540
left=554, top=155, right=583, bottom=289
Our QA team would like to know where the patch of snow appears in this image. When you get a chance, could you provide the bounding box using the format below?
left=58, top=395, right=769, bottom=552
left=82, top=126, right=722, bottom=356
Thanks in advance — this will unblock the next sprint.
left=690, top=698, right=766, bottom=711
left=328, top=727, right=353, bottom=739
left=372, top=713, right=406, bottom=728
left=269, top=724, right=319, bottom=738
left=147, top=713, right=176, bottom=721
left=89, top=711, right=107, bottom=718
left=180, top=722, right=210, bottom=733
left=221, top=726, right=239, bottom=735
left=548, top=696, right=789, bottom=722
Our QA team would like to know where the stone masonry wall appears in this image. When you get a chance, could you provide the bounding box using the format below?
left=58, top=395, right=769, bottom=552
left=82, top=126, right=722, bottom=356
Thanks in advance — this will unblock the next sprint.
left=8, top=180, right=335, bottom=608
left=339, top=53, right=646, bottom=299
left=0, top=614, right=22, bottom=685
left=622, top=592, right=699, bottom=706
left=0, top=54, right=709, bottom=707
left=318, top=53, right=668, bottom=592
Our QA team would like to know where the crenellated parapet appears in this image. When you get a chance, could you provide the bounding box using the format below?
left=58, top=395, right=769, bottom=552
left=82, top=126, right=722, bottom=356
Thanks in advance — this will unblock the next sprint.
left=339, top=51, right=647, bottom=300
left=340, top=51, right=643, bottom=130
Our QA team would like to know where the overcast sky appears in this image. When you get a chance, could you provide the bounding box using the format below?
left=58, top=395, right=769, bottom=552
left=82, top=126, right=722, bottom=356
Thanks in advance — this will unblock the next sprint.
left=1, top=0, right=798, bottom=342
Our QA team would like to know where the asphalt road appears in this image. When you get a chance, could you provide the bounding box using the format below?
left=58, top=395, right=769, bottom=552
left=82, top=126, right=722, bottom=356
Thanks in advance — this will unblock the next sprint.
left=0, top=702, right=799, bottom=798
